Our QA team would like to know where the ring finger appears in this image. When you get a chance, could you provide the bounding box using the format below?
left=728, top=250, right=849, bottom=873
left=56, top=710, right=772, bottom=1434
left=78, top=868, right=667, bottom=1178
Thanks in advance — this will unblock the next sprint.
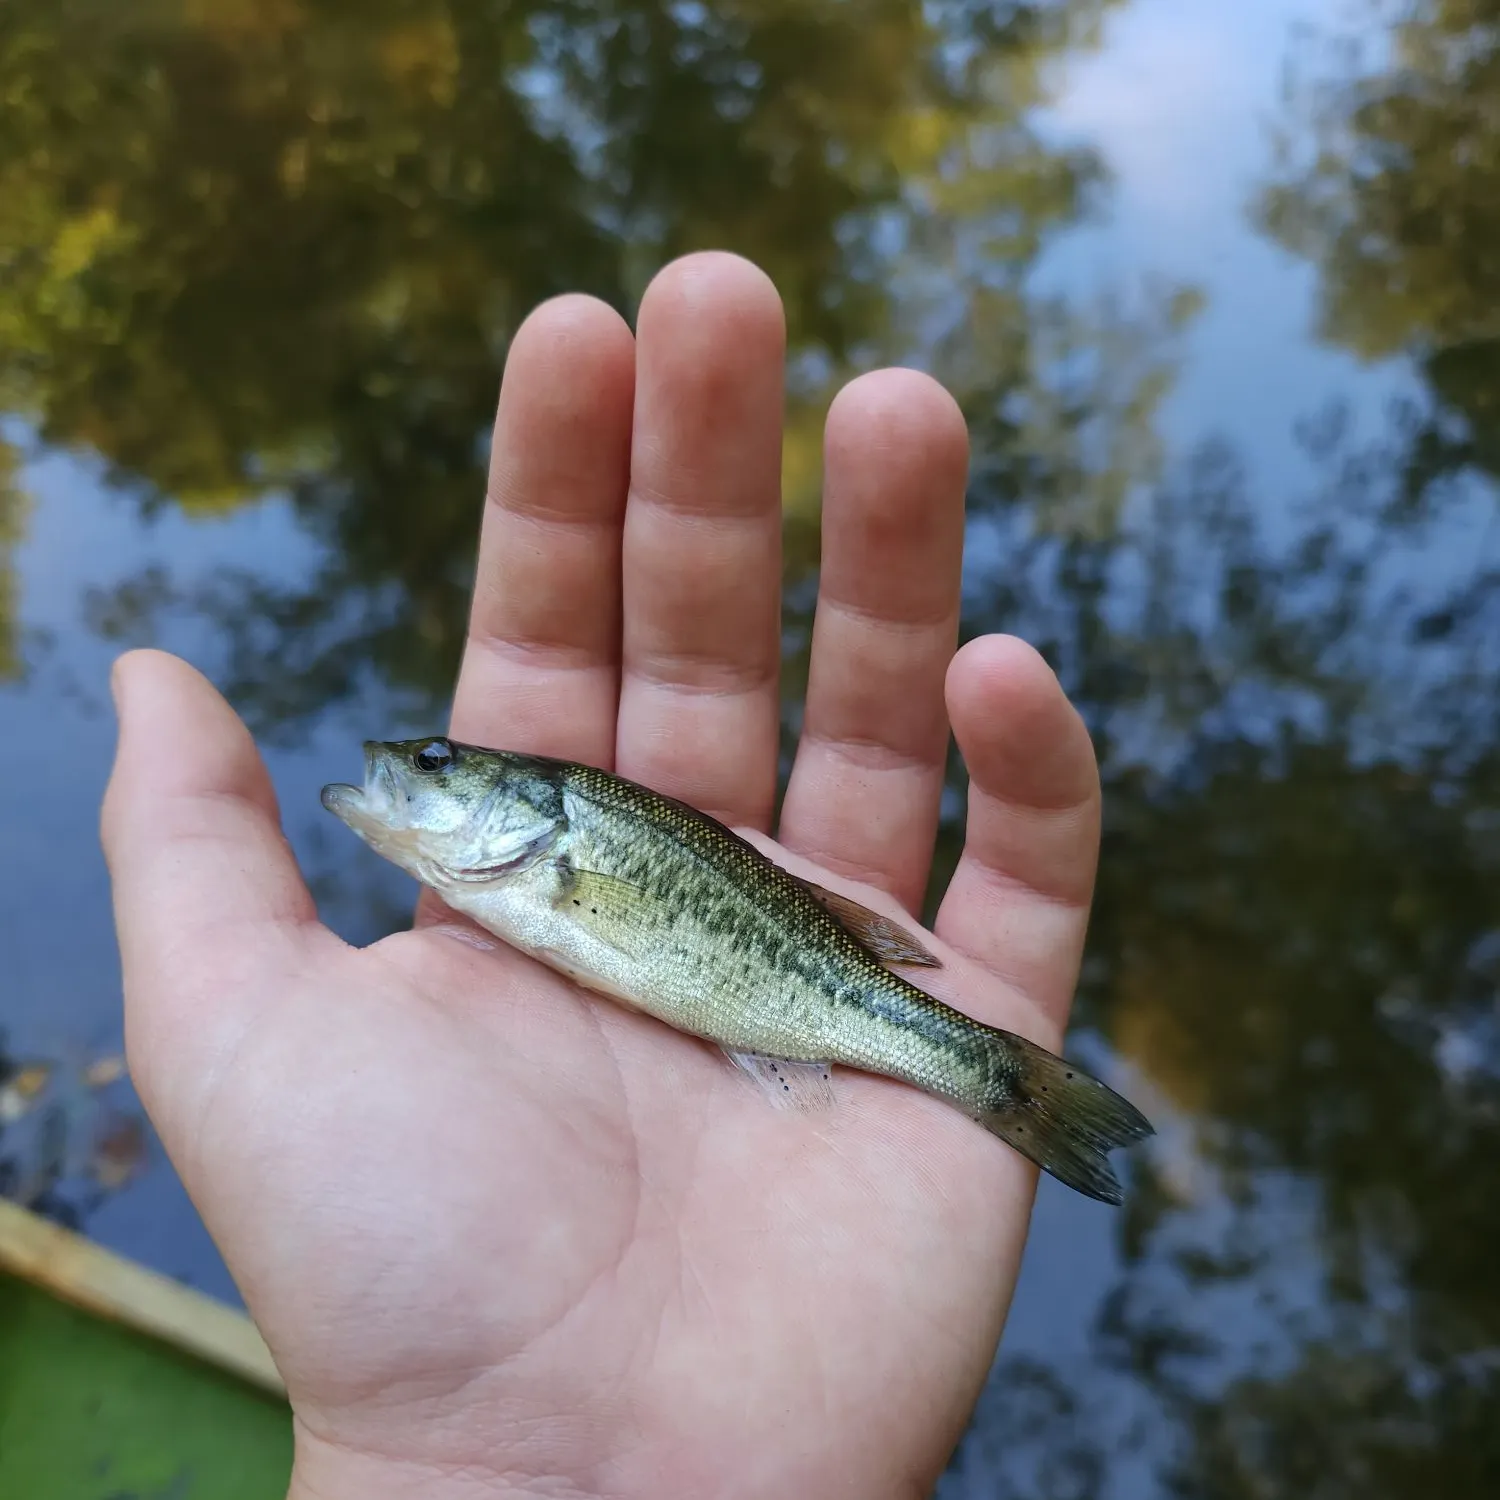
left=777, top=370, right=969, bottom=911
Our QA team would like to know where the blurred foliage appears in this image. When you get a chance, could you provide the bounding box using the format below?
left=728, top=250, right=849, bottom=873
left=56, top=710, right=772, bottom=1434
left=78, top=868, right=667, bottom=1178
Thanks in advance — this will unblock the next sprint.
left=1168, top=1331, right=1500, bottom=1500
left=1259, top=0, right=1500, bottom=503
left=1259, top=3, right=1500, bottom=358
left=1258, top=0, right=1500, bottom=725
left=0, top=0, right=1191, bottom=727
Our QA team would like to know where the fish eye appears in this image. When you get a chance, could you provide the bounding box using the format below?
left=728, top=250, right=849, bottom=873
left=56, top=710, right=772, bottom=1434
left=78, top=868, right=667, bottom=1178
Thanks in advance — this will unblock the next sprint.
left=412, top=739, right=454, bottom=774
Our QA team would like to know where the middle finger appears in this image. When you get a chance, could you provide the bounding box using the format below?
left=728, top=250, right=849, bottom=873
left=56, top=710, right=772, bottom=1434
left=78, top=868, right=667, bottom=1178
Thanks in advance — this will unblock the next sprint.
left=614, top=253, right=787, bottom=830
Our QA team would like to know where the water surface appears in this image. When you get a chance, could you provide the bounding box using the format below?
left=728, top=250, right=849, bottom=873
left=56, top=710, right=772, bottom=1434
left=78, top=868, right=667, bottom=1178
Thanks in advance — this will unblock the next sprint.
left=2, top=1, right=1497, bottom=1494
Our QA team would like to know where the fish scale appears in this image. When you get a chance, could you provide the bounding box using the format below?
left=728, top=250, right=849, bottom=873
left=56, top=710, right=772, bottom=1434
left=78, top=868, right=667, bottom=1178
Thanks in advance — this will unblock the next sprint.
left=558, top=765, right=1019, bottom=1091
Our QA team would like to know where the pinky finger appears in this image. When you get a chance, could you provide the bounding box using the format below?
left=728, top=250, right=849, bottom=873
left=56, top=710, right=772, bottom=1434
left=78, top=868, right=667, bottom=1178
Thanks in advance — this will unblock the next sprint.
left=933, top=635, right=1100, bottom=1031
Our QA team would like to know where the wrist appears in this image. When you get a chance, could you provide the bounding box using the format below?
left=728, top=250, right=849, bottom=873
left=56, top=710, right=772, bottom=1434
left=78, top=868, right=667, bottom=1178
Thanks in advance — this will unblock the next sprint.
left=287, top=1427, right=601, bottom=1500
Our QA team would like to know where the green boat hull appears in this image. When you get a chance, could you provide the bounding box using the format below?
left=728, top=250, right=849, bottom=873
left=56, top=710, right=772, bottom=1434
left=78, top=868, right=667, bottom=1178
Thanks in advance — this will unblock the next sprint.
left=0, top=1209, right=294, bottom=1498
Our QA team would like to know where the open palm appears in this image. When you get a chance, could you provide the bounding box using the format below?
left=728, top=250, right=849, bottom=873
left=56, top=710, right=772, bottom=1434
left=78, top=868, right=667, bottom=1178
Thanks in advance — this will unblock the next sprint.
left=102, top=254, right=1105, bottom=1500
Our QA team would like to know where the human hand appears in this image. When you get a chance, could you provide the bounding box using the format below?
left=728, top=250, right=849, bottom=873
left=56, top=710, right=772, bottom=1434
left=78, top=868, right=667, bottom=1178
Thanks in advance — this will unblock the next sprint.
left=101, top=253, right=1103, bottom=1499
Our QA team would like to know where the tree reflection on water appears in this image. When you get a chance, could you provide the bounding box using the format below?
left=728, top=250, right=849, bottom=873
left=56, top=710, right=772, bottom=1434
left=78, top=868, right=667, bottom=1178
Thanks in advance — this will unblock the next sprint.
left=0, top=0, right=1160, bottom=726
left=1, top=0, right=1498, bottom=1494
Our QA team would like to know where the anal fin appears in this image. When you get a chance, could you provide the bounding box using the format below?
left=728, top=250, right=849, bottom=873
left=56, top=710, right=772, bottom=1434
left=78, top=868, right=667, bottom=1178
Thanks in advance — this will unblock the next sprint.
left=725, top=1051, right=837, bottom=1111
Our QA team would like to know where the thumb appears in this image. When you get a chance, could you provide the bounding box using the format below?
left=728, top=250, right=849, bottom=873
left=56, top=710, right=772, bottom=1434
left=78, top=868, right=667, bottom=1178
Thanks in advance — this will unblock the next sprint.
left=101, top=650, right=320, bottom=1123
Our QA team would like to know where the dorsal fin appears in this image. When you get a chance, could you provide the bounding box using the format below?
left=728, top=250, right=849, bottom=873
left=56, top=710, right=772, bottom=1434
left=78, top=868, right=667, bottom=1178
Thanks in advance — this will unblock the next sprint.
left=793, top=877, right=942, bottom=969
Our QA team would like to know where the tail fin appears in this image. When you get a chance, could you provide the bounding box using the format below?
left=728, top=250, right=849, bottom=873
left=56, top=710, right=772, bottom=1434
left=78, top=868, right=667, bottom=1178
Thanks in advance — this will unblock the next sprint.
left=980, top=1033, right=1154, bottom=1205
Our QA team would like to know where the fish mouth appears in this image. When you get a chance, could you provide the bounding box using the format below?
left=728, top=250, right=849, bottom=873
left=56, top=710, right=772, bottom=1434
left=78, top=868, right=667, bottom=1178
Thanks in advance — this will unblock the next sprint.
left=320, top=742, right=401, bottom=830
left=319, top=780, right=364, bottom=817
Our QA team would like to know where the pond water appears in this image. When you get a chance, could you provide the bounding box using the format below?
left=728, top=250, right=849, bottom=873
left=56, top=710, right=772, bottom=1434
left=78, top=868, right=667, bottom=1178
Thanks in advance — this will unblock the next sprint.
left=2, top=0, right=1498, bottom=1495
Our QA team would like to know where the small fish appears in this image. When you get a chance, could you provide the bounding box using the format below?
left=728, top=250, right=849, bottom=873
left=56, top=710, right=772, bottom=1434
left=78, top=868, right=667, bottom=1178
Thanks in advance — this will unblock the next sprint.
left=323, top=738, right=1154, bottom=1203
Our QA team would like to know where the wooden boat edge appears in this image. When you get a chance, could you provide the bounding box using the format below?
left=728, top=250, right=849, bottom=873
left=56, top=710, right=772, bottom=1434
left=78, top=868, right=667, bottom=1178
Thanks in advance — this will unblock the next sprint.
left=0, top=1195, right=284, bottom=1397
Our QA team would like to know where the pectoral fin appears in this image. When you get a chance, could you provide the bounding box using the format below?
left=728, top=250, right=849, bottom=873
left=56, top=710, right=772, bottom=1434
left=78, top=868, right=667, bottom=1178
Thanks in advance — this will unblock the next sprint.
left=551, top=859, right=652, bottom=958
left=793, top=877, right=942, bottom=968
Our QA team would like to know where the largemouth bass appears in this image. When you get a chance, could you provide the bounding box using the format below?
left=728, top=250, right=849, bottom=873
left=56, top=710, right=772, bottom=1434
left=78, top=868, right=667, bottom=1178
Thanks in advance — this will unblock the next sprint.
left=322, top=737, right=1153, bottom=1203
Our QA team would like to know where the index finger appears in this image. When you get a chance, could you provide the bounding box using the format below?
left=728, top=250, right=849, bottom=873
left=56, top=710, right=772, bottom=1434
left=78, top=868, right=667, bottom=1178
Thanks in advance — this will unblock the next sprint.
left=448, top=294, right=636, bottom=766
